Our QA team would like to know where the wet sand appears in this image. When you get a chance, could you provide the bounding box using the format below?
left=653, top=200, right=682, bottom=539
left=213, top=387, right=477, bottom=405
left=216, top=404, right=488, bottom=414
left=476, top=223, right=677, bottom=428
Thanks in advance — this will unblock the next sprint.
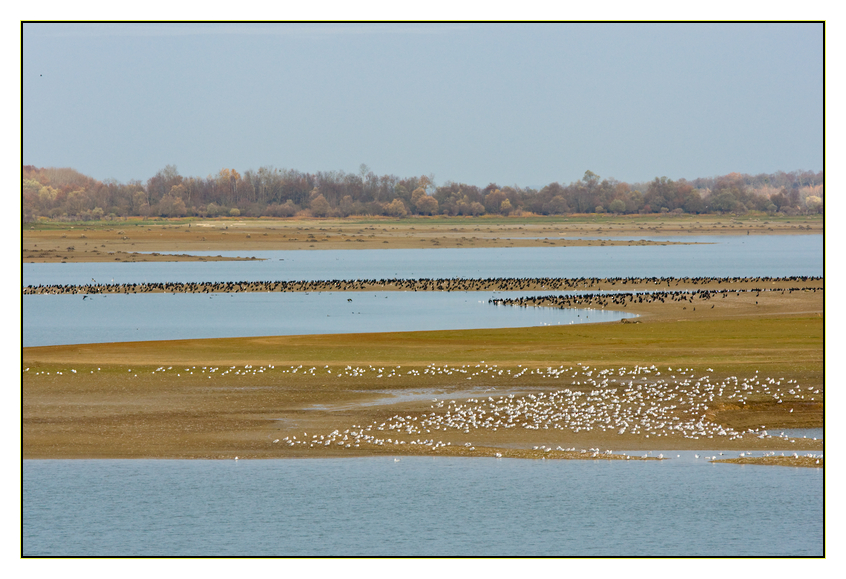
left=711, top=455, right=824, bottom=468
left=23, top=214, right=822, bottom=263
left=22, top=282, right=823, bottom=462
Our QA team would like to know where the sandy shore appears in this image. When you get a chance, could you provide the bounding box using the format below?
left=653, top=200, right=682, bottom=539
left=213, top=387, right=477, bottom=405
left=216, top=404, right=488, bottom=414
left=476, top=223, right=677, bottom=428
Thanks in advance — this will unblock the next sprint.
left=23, top=214, right=822, bottom=263
left=22, top=279, right=823, bottom=462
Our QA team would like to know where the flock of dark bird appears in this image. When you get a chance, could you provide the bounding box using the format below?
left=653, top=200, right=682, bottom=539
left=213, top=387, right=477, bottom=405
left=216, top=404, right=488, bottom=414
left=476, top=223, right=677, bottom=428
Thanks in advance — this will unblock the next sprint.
left=22, top=275, right=822, bottom=296
left=489, top=284, right=823, bottom=310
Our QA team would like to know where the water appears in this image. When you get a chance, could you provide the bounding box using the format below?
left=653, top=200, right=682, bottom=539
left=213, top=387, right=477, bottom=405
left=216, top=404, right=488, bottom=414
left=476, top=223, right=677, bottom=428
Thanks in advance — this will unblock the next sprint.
left=22, top=235, right=823, bottom=287
left=23, top=456, right=823, bottom=556
left=771, top=428, right=824, bottom=440
left=23, top=291, right=632, bottom=347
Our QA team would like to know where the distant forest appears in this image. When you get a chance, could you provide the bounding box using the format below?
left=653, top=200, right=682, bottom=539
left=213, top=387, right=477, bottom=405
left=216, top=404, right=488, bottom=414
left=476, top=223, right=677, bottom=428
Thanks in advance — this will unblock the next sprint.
left=22, top=164, right=823, bottom=222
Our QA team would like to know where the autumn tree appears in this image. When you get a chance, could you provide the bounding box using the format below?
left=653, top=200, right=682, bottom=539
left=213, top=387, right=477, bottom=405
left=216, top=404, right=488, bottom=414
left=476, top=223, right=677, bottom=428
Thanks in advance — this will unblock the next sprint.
left=415, top=194, right=438, bottom=215
left=571, top=171, right=600, bottom=213
left=484, top=189, right=506, bottom=214
left=410, top=187, right=427, bottom=208
left=66, top=190, right=89, bottom=214
left=543, top=196, right=570, bottom=215
left=158, top=194, right=187, bottom=217
left=147, top=165, right=182, bottom=206
left=310, top=194, right=331, bottom=217
left=20, top=164, right=823, bottom=222
left=386, top=198, right=408, bottom=217
left=805, top=196, right=823, bottom=213
left=608, top=199, right=626, bottom=214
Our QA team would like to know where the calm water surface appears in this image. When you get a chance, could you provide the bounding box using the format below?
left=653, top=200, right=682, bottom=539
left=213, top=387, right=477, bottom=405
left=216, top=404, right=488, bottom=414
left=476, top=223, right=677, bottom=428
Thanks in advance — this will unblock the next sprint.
left=23, top=456, right=823, bottom=556
left=22, top=235, right=822, bottom=287
left=23, top=291, right=632, bottom=347
left=773, top=428, right=824, bottom=440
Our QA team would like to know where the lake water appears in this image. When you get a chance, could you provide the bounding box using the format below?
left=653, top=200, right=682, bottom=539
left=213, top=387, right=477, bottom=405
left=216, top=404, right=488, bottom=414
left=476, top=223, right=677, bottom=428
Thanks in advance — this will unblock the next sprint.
left=22, top=235, right=823, bottom=287
left=23, top=291, right=632, bottom=347
left=773, top=428, right=824, bottom=440
left=23, top=455, right=823, bottom=556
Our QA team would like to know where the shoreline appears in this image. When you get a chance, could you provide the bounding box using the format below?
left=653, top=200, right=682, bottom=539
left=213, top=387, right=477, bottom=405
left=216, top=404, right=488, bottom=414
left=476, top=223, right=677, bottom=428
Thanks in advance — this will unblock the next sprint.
left=21, top=451, right=824, bottom=468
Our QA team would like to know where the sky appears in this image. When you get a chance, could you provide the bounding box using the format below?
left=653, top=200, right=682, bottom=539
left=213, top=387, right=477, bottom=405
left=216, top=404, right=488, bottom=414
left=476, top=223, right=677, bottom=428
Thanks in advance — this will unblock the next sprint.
left=23, top=22, right=823, bottom=188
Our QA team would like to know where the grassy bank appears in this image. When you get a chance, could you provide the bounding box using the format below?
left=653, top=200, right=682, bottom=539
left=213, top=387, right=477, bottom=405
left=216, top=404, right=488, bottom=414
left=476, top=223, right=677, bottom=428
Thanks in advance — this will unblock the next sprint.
left=23, top=313, right=824, bottom=460
left=24, top=316, right=823, bottom=374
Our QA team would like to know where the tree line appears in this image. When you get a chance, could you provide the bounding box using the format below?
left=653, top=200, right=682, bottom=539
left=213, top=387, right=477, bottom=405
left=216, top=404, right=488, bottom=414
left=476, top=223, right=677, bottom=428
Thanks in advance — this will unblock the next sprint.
left=22, top=164, right=823, bottom=222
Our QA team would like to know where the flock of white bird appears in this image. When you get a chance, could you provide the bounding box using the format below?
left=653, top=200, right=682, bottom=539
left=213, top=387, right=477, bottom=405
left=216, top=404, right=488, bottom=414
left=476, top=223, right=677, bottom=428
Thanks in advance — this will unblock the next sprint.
left=272, top=364, right=821, bottom=451
left=24, top=362, right=822, bottom=459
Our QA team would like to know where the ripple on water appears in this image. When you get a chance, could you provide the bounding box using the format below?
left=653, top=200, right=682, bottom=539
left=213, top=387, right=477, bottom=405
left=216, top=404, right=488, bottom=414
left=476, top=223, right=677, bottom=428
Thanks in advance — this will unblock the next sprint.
left=23, top=456, right=823, bottom=556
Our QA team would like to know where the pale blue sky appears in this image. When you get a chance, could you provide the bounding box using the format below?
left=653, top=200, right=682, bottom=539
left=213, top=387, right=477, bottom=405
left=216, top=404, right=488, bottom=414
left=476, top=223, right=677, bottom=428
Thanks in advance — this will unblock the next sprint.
left=23, top=22, right=822, bottom=187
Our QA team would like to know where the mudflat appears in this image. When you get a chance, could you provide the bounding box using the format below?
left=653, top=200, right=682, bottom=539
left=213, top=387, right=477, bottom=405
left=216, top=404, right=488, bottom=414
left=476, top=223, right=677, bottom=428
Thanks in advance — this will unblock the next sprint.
left=23, top=214, right=822, bottom=262
left=23, top=280, right=823, bottom=462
